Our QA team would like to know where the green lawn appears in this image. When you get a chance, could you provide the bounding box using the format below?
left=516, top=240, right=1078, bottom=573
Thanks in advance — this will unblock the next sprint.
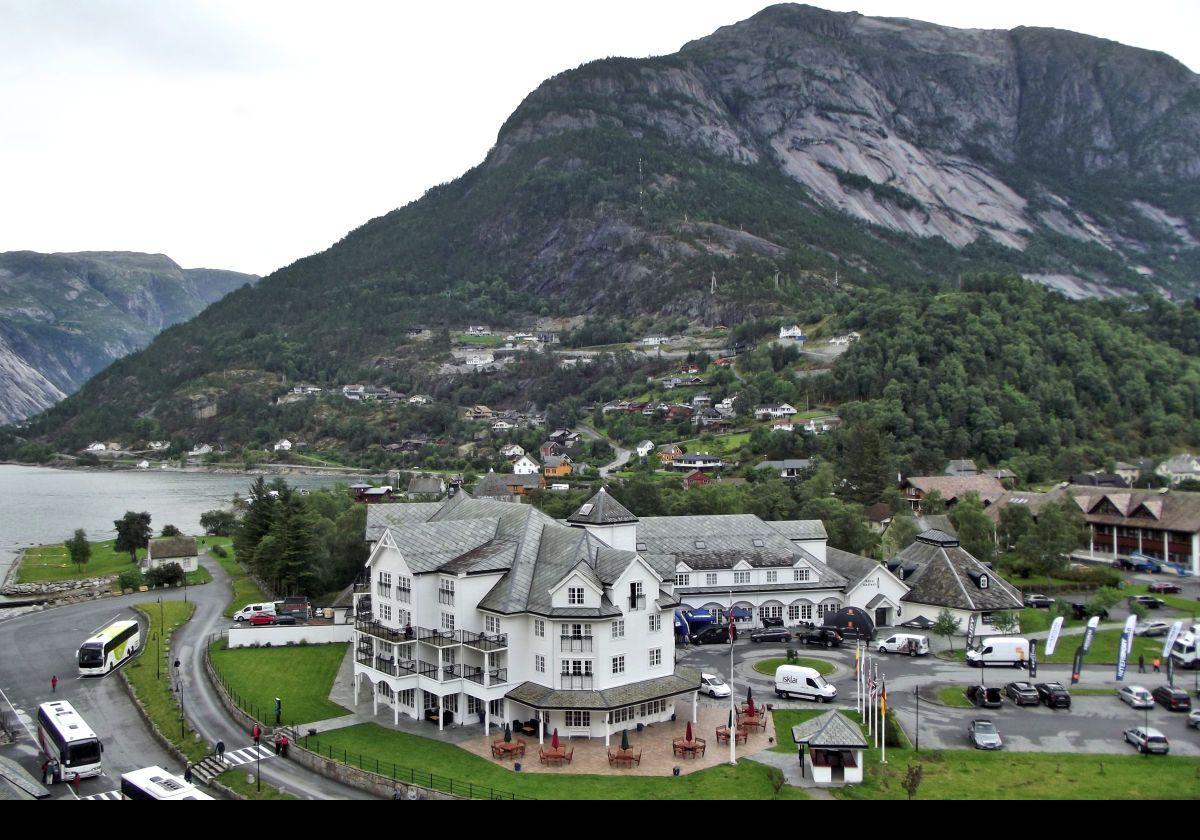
left=937, top=687, right=974, bottom=708
left=217, top=769, right=300, bottom=800
left=752, top=657, right=835, bottom=677
left=125, top=600, right=207, bottom=763
left=1124, top=584, right=1200, bottom=616
left=209, top=641, right=351, bottom=725
left=1039, top=629, right=1176, bottom=665
left=17, top=538, right=145, bottom=583
left=769, top=708, right=834, bottom=753
left=304, top=723, right=807, bottom=800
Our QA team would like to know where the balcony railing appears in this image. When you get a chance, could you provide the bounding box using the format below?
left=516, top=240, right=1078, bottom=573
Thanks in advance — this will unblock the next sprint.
left=418, top=660, right=460, bottom=682
left=416, top=627, right=462, bottom=647
left=462, top=666, right=509, bottom=686
left=356, top=618, right=410, bottom=644
left=559, top=635, right=593, bottom=653
left=462, top=630, right=508, bottom=652
left=352, top=583, right=370, bottom=594
left=559, top=674, right=594, bottom=690
left=355, top=654, right=417, bottom=678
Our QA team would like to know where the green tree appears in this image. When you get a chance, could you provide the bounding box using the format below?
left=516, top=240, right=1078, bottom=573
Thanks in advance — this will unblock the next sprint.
left=113, top=511, right=152, bottom=564
left=234, top=477, right=281, bottom=567
left=200, top=509, right=238, bottom=536
left=64, top=528, right=91, bottom=573
left=933, top=608, right=962, bottom=653
left=949, top=494, right=996, bottom=563
left=877, top=515, right=919, bottom=559
left=1016, top=499, right=1088, bottom=576
left=835, top=422, right=894, bottom=505
left=997, top=503, right=1033, bottom=551
left=991, top=611, right=1020, bottom=635
left=920, top=490, right=947, bottom=515
left=160, top=524, right=182, bottom=537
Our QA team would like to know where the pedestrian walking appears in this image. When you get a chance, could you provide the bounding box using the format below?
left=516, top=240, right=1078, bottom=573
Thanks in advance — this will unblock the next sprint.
left=1138, top=654, right=1146, bottom=673
left=1153, top=657, right=1162, bottom=673
left=184, top=764, right=193, bottom=784
left=252, top=723, right=261, bottom=744
left=50, top=675, right=57, bottom=693
left=72, top=772, right=81, bottom=792
left=216, top=739, right=226, bottom=763
left=279, top=734, right=289, bottom=757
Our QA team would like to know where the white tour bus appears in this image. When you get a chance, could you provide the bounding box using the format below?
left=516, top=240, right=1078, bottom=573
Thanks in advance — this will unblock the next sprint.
left=120, top=766, right=215, bottom=800
left=78, top=619, right=141, bottom=676
left=36, top=700, right=103, bottom=781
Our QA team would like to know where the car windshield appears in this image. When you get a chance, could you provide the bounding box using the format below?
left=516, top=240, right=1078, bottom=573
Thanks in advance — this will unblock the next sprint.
left=812, top=676, right=828, bottom=688
left=973, top=722, right=997, bottom=735
left=707, top=677, right=725, bottom=686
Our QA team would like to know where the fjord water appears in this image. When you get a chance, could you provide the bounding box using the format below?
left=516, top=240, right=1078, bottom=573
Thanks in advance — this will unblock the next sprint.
left=0, top=465, right=362, bottom=589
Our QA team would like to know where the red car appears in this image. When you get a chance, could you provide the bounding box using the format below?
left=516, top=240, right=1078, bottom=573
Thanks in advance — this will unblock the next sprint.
left=248, top=612, right=276, bottom=626
left=1147, top=582, right=1182, bottom=594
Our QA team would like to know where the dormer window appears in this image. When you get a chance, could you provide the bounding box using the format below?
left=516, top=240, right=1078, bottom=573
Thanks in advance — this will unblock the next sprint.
left=568, top=587, right=585, bottom=605
left=979, top=574, right=989, bottom=590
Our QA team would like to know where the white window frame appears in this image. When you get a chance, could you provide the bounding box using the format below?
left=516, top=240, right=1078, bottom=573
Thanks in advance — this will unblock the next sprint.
left=675, top=573, right=690, bottom=587
left=534, top=619, right=545, bottom=637
left=568, top=587, right=585, bottom=605
left=734, top=571, right=750, bottom=585
left=649, top=648, right=662, bottom=668
left=441, top=611, right=455, bottom=631
left=766, top=570, right=778, bottom=583
left=485, top=615, right=500, bottom=635
left=706, top=573, right=718, bottom=586
left=794, top=568, right=810, bottom=582
left=535, top=654, right=545, bottom=673
left=612, top=655, right=625, bottom=675
left=611, top=619, right=625, bottom=639
left=648, top=613, right=661, bottom=633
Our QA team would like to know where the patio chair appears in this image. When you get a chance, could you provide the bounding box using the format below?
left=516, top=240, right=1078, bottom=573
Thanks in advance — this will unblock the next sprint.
left=563, top=748, right=573, bottom=765
left=632, top=751, right=641, bottom=767
left=491, top=743, right=503, bottom=759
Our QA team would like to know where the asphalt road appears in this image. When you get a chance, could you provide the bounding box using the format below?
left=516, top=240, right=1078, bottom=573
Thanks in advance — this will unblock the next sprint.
left=0, top=554, right=377, bottom=799
left=677, top=631, right=1200, bottom=757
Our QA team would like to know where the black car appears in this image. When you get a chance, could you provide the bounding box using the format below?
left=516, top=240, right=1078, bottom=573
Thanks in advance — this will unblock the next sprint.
left=1127, top=595, right=1165, bottom=610
left=1004, top=681, right=1040, bottom=706
left=1022, top=594, right=1056, bottom=609
left=1034, top=682, right=1072, bottom=709
left=689, top=623, right=737, bottom=645
left=761, top=615, right=785, bottom=628
left=1071, top=603, right=1110, bottom=620
left=749, top=627, right=793, bottom=643
left=1151, top=685, right=1192, bottom=712
left=274, top=613, right=299, bottom=626
left=967, top=685, right=1004, bottom=708
left=798, top=627, right=843, bottom=648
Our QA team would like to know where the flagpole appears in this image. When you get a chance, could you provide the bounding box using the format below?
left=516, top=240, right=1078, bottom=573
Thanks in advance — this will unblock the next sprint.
left=728, top=591, right=736, bottom=766
left=880, top=673, right=888, bottom=765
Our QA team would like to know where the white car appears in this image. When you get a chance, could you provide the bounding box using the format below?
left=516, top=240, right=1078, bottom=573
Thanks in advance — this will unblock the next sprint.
left=1133, top=621, right=1171, bottom=637
left=700, top=673, right=731, bottom=699
left=1118, top=685, right=1154, bottom=709
left=1123, top=726, right=1169, bottom=754
left=1188, top=709, right=1200, bottom=729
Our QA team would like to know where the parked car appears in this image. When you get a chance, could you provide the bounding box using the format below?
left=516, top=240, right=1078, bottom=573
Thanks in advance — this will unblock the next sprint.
left=1023, top=594, right=1056, bottom=608
left=1128, top=595, right=1165, bottom=610
left=699, top=673, right=731, bottom=699
left=690, top=624, right=737, bottom=645
left=1123, top=726, right=1169, bottom=754
left=967, top=719, right=1003, bottom=750
left=273, top=613, right=298, bottom=626
left=1187, top=709, right=1200, bottom=729
left=1071, top=603, right=1110, bottom=620
left=760, top=615, right=785, bottom=628
left=247, top=612, right=276, bottom=626
left=750, top=627, right=793, bottom=643
left=1118, top=685, right=1155, bottom=709
left=1147, top=582, right=1182, bottom=594
left=1034, top=682, right=1072, bottom=709
left=798, top=627, right=843, bottom=648
left=1004, top=681, right=1040, bottom=706
left=967, top=685, right=1004, bottom=708
left=1151, top=685, right=1192, bottom=712
left=1133, top=620, right=1171, bottom=637
left=877, top=634, right=930, bottom=656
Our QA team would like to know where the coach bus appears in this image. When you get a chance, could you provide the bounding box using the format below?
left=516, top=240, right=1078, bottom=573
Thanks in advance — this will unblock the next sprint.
left=120, top=766, right=215, bottom=800
left=78, top=619, right=141, bottom=676
left=36, top=701, right=103, bottom=780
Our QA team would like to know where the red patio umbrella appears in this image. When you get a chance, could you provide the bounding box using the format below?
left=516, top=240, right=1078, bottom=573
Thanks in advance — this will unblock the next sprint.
left=552, top=727, right=560, bottom=750
left=747, top=697, right=756, bottom=716
left=685, top=720, right=693, bottom=742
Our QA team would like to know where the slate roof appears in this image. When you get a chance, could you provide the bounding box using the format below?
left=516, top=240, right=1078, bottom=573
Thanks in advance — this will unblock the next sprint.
left=903, top=475, right=1006, bottom=505
left=506, top=668, right=701, bottom=711
left=638, top=515, right=829, bottom=574
left=755, top=459, right=815, bottom=472
left=365, top=502, right=444, bottom=542
left=892, top=530, right=1023, bottom=611
left=791, top=711, right=868, bottom=749
left=824, top=547, right=897, bottom=591
left=407, top=475, right=445, bottom=495
left=148, top=536, right=197, bottom=560
left=765, top=520, right=829, bottom=542
left=987, top=485, right=1200, bottom=534
left=567, top=487, right=639, bottom=526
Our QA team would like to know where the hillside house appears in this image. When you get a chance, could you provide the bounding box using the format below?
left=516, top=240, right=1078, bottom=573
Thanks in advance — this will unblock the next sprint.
left=543, top=456, right=573, bottom=478
left=771, top=418, right=795, bottom=433
left=754, top=404, right=797, bottom=420
left=512, top=455, right=541, bottom=475
left=901, top=475, right=1006, bottom=512
left=1158, top=454, right=1200, bottom=486
left=143, top=536, right=199, bottom=574
left=407, top=394, right=433, bottom=405
left=464, top=405, right=494, bottom=420
left=640, top=335, right=668, bottom=346
left=273, top=439, right=293, bottom=452
left=491, top=419, right=518, bottom=433
left=671, top=454, right=723, bottom=472
left=408, top=475, right=447, bottom=501
left=943, top=460, right=979, bottom=477
left=636, top=440, right=655, bottom=458
left=755, top=459, right=814, bottom=479
left=779, top=325, right=806, bottom=342
left=500, top=444, right=526, bottom=460
left=681, top=470, right=712, bottom=490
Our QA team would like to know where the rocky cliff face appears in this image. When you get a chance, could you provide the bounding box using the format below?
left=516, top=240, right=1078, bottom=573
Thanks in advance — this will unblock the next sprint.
left=491, top=4, right=1200, bottom=295
left=0, top=252, right=255, bottom=424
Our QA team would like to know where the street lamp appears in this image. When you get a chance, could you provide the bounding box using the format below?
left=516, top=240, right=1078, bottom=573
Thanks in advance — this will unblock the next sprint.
left=914, top=683, right=920, bottom=752
left=154, top=633, right=160, bottom=680
left=174, top=659, right=183, bottom=739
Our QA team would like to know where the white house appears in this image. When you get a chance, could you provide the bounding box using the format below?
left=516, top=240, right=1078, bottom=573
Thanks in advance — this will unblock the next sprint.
left=824, top=548, right=910, bottom=629
left=466, top=325, right=493, bottom=336
left=512, top=455, right=541, bottom=475
left=640, top=335, right=668, bottom=346
left=189, top=444, right=213, bottom=456
left=500, top=444, right=526, bottom=460
left=273, top=439, right=293, bottom=452
left=1157, top=454, right=1200, bottom=485
left=779, top=325, right=806, bottom=342
left=85, top=442, right=107, bottom=453
left=147, top=441, right=169, bottom=451
left=754, top=404, right=797, bottom=420
left=143, top=536, right=199, bottom=574
left=354, top=491, right=697, bottom=741
left=467, top=353, right=495, bottom=367
left=491, top=419, right=518, bottom=432
left=636, top=440, right=655, bottom=458
left=771, top=418, right=795, bottom=433
left=137, top=460, right=150, bottom=470
left=408, top=394, right=433, bottom=406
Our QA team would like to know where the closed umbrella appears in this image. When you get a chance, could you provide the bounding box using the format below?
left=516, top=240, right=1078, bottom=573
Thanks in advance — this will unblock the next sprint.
left=552, top=727, right=560, bottom=750
left=685, top=720, right=693, bottom=742
left=747, top=697, right=756, bottom=717
left=504, top=724, right=512, bottom=743
left=621, top=729, right=630, bottom=751
left=746, top=685, right=753, bottom=703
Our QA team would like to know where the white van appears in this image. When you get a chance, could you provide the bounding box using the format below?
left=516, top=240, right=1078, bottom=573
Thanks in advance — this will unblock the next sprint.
left=774, top=665, right=837, bottom=702
left=966, top=637, right=1029, bottom=668
left=233, top=602, right=277, bottom=622
left=877, top=633, right=930, bottom=656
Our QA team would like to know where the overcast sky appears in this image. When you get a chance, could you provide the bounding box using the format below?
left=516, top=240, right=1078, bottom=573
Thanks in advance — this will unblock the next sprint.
left=2, top=1, right=1196, bottom=277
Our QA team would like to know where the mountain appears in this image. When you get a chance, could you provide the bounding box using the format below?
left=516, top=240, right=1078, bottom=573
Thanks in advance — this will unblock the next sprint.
left=0, top=251, right=255, bottom=424
left=7, top=4, right=1200, bottom=454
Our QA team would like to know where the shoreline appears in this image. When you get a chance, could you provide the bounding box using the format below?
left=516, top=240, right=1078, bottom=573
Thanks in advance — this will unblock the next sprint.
left=0, top=459, right=383, bottom=479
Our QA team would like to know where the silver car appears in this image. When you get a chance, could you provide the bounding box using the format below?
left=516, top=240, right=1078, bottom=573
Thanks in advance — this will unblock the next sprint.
left=1118, top=685, right=1154, bottom=709
left=968, top=719, right=1003, bottom=750
left=1123, top=726, right=1169, bottom=754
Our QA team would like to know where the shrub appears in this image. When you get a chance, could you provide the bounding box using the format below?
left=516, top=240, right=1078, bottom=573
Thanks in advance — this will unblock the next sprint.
left=118, top=570, right=144, bottom=591
left=211, top=544, right=228, bottom=558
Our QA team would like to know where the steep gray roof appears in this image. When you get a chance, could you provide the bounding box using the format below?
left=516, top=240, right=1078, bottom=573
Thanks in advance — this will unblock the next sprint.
left=567, top=487, right=638, bottom=525
left=473, top=470, right=515, bottom=499
left=365, top=502, right=444, bottom=542
left=893, top=530, right=1022, bottom=611
left=765, top=520, right=828, bottom=541
left=506, top=668, right=701, bottom=711
left=148, top=536, right=197, bottom=560
left=639, top=515, right=812, bottom=569
left=825, top=547, right=891, bottom=591
left=792, top=711, right=868, bottom=749
left=407, top=475, right=444, bottom=495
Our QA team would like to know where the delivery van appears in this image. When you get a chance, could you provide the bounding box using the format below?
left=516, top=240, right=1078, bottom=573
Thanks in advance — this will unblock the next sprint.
left=774, top=664, right=837, bottom=702
left=966, top=637, right=1029, bottom=668
left=233, top=602, right=277, bottom=622
left=877, top=633, right=930, bottom=656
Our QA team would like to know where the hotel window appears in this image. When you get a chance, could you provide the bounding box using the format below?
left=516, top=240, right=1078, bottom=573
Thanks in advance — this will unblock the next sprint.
left=397, top=576, right=412, bottom=603
left=438, top=578, right=455, bottom=605
left=535, top=654, right=545, bottom=673
left=379, top=603, right=392, bottom=622
left=377, top=572, right=392, bottom=598
left=648, top=613, right=661, bottom=633
left=794, top=568, right=810, bottom=582
left=534, top=619, right=545, bottom=637
left=398, top=689, right=414, bottom=708
left=565, top=711, right=591, bottom=728
left=485, top=615, right=500, bottom=635
left=568, top=587, right=585, bottom=605
left=675, top=573, right=690, bottom=587
left=611, top=619, right=625, bottom=639
left=649, top=648, right=662, bottom=668
left=612, top=655, right=625, bottom=675
left=706, top=573, right=718, bottom=586
left=734, top=571, right=750, bottom=584
left=441, top=612, right=455, bottom=631
left=800, top=603, right=813, bottom=621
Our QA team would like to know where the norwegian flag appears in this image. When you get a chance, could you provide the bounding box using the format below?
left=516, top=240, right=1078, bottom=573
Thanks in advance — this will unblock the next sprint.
left=867, top=669, right=877, bottom=696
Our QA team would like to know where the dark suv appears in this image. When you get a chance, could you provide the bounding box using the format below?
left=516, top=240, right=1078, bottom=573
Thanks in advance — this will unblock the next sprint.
left=1152, top=685, right=1192, bottom=712
left=967, top=685, right=1004, bottom=708
left=761, top=615, right=785, bottom=628
left=1034, top=682, right=1072, bottom=709
left=689, top=623, right=737, bottom=645
left=1128, top=595, right=1165, bottom=610
left=798, top=627, right=843, bottom=648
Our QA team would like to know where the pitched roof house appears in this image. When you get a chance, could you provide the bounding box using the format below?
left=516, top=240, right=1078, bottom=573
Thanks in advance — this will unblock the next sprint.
left=143, top=535, right=199, bottom=574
